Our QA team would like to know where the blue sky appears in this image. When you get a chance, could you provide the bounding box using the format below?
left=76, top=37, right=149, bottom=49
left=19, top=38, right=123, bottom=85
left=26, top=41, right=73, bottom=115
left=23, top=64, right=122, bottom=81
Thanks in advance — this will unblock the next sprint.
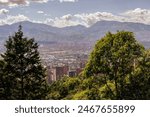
left=0, top=0, right=150, bottom=27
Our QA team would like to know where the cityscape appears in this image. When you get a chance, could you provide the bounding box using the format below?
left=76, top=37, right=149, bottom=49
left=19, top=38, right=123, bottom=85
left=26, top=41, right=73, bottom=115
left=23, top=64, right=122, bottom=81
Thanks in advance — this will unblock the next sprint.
left=0, top=0, right=150, bottom=101
left=42, top=50, right=88, bottom=83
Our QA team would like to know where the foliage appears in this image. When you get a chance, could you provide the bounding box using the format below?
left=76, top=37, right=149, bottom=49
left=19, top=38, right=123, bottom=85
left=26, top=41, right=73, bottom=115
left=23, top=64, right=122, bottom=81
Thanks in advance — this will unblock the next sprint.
left=123, top=49, right=150, bottom=99
left=83, top=31, right=147, bottom=99
left=46, top=76, right=80, bottom=100
left=47, top=31, right=150, bottom=100
left=0, top=25, right=48, bottom=100
left=1, top=28, right=149, bottom=100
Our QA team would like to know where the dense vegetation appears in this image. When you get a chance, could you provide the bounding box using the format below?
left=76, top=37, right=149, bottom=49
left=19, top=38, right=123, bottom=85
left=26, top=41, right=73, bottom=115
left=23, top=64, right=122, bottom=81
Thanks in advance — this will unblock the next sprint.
left=47, top=31, right=150, bottom=100
left=0, top=26, right=149, bottom=100
left=0, top=26, right=48, bottom=99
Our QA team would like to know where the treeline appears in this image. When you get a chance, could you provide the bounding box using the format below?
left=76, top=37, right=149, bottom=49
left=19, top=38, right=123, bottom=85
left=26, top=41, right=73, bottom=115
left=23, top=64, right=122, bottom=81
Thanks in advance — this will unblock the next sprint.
left=0, top=26, right=150, bottom=100
left=47, top=31, right=150, bottom=100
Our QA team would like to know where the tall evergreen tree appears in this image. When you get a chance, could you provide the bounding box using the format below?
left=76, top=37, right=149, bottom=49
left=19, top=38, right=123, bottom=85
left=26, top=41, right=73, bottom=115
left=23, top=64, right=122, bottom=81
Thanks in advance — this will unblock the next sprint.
left=0, top=25, right=47, bottom=100
left=0, top=60, right=5, bottom=99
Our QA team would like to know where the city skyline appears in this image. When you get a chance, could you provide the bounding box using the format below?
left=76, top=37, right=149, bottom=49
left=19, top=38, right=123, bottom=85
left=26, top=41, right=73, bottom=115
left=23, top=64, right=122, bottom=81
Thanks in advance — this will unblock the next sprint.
left=0, top=0, right=150, bottom=27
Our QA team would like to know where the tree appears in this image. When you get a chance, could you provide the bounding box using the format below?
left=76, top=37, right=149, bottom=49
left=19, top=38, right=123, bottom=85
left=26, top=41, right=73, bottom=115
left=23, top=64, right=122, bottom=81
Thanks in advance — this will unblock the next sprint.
left=124, top=49, right=150, bottom=99
left=46, top=76, right=80, bottom=100
left=45, top=31, right=149, bottom=100
left=83, top=31, right=145, bottom=99
left=0, top=60, right=5, bottom=99
left=0, top=25, right=47, bottom=100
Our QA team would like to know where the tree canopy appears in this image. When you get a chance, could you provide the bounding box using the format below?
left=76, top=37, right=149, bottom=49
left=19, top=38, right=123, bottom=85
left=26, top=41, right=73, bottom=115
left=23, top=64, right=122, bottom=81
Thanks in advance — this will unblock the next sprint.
left=47, top=31, right=150, bottom=100
left=0, top=25, right=48, bottom=100
left=83, top=31, right=146, bottom=99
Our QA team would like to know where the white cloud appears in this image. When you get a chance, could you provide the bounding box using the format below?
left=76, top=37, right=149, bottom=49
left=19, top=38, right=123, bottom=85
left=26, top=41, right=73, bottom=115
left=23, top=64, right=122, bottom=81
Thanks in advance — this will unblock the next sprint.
left=0, top=8, right=150, bottom=27
left=59, top=0, right=78, bottom=2
left=0, top=0, right=48, bottom=7
left=0, top=14, right=29, bottom=25
left=42, top=8, right=150, bottom=27
left=0, top=0, right=29, bottom=6
left=44, top=12, right=124, bottom=27
left=37, top=11, right=44, bottom=14
left=44, top=14, right=81, bottom=27
left=0, top=8, right=9, bottom=14
left=74, top=12, right=123, bottom=26
left=122, top=8, right=150, bottom=24
left=32, top=0, right=48, bottom=3
left=0, top=0, right=78, bottom=7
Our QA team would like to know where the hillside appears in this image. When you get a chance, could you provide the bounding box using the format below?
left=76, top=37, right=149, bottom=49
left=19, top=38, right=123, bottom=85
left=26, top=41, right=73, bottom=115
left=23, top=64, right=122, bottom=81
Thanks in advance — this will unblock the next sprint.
left=0, top=21, right=150, bottom=52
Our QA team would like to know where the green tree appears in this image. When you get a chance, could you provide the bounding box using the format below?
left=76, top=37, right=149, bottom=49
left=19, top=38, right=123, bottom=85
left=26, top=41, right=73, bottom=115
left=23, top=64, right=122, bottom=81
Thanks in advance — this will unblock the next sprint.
left=124, top=49, right=150, bottom=99
left=83, top=31, right=145, bottom=99
left=47, top=76, right=80, bottom=100
left=47, top=31, right=149, bottom=100
left=0, top=25, right=47, bottom=100
left=0, top=60, right=5, bottom=99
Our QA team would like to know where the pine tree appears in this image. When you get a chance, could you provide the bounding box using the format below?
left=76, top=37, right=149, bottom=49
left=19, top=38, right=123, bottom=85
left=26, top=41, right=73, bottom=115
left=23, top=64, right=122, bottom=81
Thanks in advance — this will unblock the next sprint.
left=0, top=60, right=5, bottom=99
left=0, top=25, right=47, bottom=100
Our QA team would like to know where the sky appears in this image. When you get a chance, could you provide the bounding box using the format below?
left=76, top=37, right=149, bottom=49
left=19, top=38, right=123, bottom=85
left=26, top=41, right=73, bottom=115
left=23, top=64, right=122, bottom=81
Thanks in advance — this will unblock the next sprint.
left=0, top=0, right=150, bottom=27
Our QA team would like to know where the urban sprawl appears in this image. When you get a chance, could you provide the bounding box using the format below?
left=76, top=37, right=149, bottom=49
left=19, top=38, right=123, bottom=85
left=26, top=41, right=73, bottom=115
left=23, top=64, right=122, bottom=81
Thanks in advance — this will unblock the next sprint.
left=40, top=49, right=89, bottom=83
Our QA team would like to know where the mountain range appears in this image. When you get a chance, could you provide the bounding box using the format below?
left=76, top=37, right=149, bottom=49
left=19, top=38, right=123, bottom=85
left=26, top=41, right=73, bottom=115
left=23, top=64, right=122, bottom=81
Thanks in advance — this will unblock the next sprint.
left=0, top=21, right=150, bottom=52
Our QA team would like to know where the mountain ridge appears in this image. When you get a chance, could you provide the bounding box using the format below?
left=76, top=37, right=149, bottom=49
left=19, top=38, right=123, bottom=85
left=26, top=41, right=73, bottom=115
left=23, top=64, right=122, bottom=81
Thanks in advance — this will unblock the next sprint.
left=0, top=20, right=150, bottom=52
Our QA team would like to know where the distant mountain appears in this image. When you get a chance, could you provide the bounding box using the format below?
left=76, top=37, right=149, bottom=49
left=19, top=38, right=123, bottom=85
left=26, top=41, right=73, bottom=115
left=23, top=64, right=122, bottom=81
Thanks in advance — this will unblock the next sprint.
left=0, top=20, right=150, bottom=52
left=85, top=21, right=150, bottom=42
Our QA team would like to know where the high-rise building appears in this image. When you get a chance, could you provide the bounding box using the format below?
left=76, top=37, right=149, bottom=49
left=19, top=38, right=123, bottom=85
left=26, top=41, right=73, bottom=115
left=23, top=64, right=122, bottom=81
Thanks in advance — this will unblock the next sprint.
left=47, top=65, right=69, bottom=83
left=55, top=66, right=69, bottom=80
